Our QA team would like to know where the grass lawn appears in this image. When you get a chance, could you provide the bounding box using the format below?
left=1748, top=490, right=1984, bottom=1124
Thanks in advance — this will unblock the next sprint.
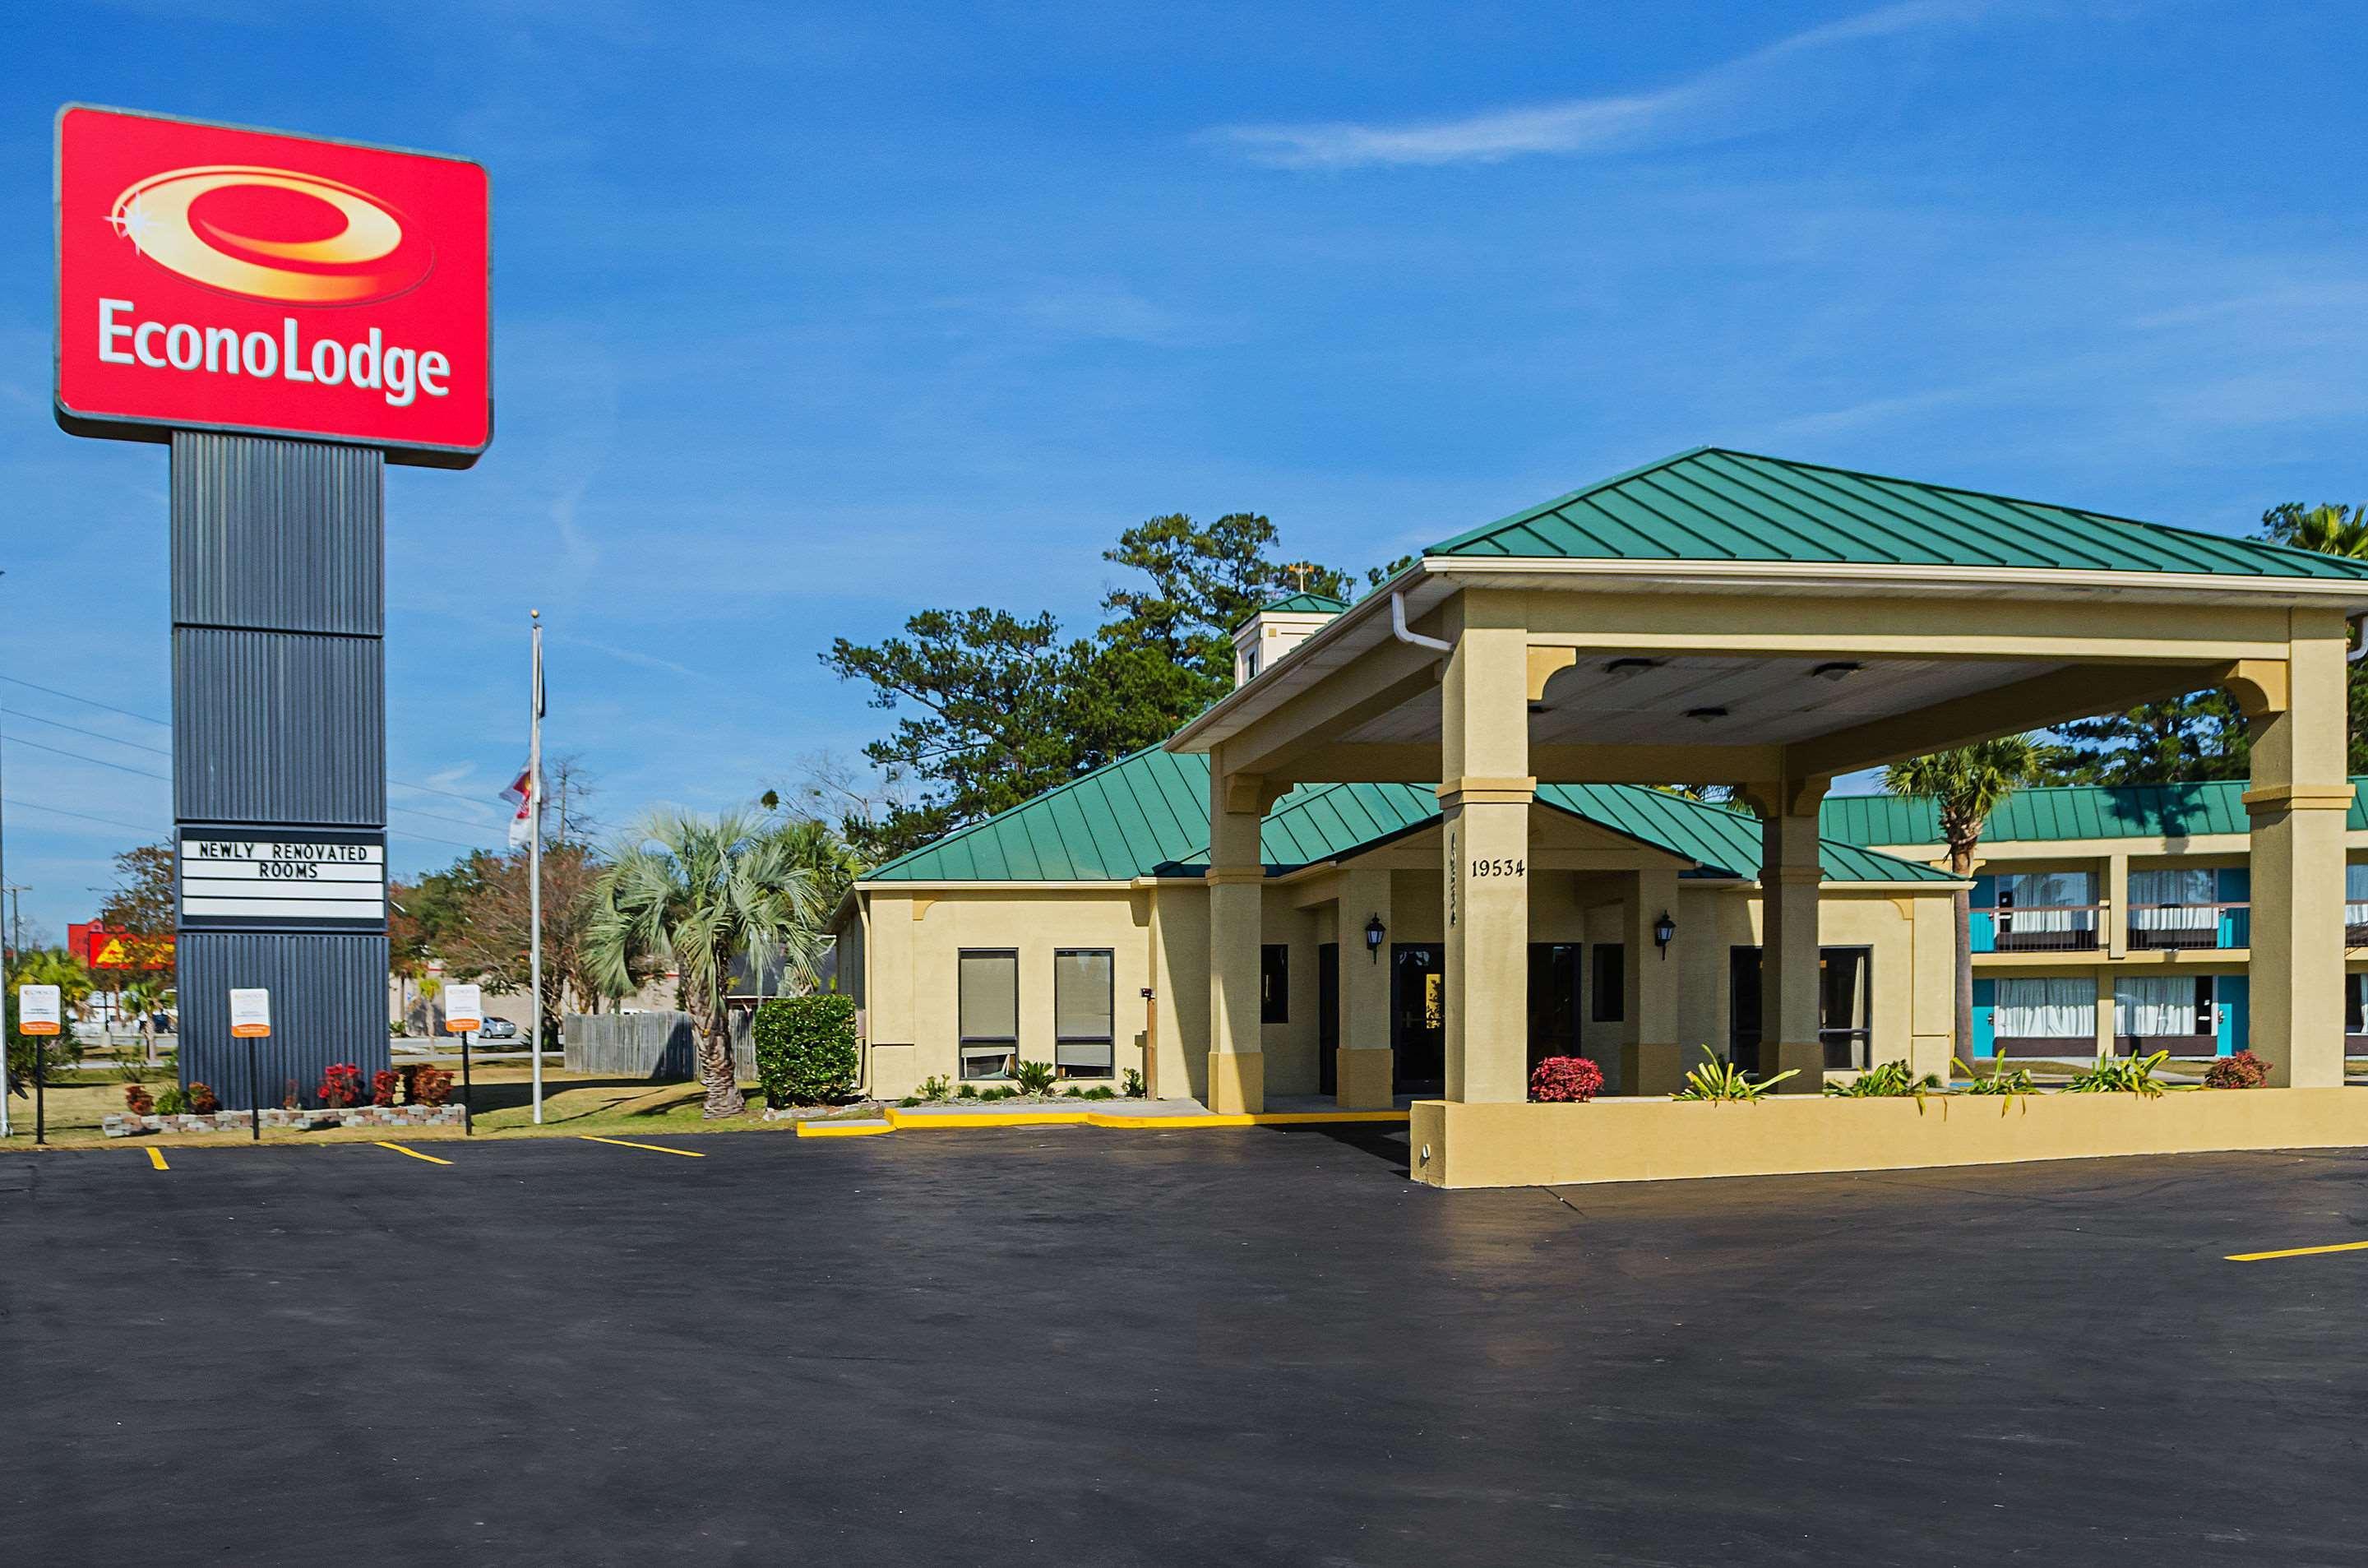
left=0, top=1062, right=842, bottom=1150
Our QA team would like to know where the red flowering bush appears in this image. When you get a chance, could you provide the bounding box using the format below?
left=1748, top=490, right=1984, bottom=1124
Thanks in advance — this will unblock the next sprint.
left=2203, top=1050, right=2270, bottom=1089
left=1529, top=1055, right=1605, bottom=1103
left=317, top=1062, right=365, bottom=1108
left=406, top=1064, right=454, bottom=1107
left=372, top=1069, right=403, bottom=1107
left=123, top=1082, right=155, bottom=1116
left=187, top=1082, right=220, bottom=1115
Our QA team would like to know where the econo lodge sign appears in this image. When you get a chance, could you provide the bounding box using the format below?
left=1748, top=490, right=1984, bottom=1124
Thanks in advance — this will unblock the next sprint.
left=54, top=105, right=490, bottom=465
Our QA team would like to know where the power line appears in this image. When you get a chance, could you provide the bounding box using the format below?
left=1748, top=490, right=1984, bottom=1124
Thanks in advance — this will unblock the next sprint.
left=2, top=734, right=172, bottom=781
left=1, top=708, right=172, bottom=756
left=2, top=798, right=162, bottom=835
left=0, top=671, right=517, bottom=815
left=388, top=827, right=499, bottom=853
left=0, top=674, right=168, bottom=728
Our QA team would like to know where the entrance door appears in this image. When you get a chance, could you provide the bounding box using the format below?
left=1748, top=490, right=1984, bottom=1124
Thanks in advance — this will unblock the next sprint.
left=1728, top=946, right=1764, bottom=1075
left=1391, top=945, right=1445, bottom=1093
left=1528, top=943, right=1580, bottom=1076
left=1317, top=943, right=1339, bottom=1096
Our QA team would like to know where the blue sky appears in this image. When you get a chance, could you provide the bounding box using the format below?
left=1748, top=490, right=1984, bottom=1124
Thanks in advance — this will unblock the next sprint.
left=0, top=0, right=2362, bottom=938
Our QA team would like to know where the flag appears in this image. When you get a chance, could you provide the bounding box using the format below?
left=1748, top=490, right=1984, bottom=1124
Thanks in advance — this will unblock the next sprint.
left=503, top=762, right=536, bottom=850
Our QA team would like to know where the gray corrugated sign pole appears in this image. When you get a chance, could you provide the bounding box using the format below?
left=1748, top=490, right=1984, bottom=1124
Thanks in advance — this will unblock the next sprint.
left=172, top=432, right=390, bottom=1103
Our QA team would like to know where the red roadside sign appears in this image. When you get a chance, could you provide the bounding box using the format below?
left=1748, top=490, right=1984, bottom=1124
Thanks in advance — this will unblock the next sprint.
left=54, top=105, right=490, bottom=465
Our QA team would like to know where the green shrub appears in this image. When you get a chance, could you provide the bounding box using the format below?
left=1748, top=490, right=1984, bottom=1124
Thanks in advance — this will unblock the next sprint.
left=1082, top=1085, right=1116, bottom=1100
left=752, top=995, right=860, bottom=1107
left=1954, top=1057, right=2039, bottom=1113
left=918, top=1075, right=952, bottom=1103
left=1673, top=1046, right=1797, bottom=1102
left=155, top=1085, right=191, bottom=1116
left=1122, top=1068, right=1145, bottom=1098
left=2064, top=1049, right=2174, bottom=1099
left=956, top=1083, right=978, bottom=1099
left=1010, top=1059, right=1057, bottom=1096
left=1824, top=1060, right=1940, bottom=1099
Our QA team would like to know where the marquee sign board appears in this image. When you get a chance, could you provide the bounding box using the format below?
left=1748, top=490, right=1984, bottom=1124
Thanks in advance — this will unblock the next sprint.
left=178, top=828, right=386, bottom=930
left=54, top=104, right=491, bottom=465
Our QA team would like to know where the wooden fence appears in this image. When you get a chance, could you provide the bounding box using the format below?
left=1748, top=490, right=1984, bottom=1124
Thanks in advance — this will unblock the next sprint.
left=562, top=1011, right=756, bottom=1082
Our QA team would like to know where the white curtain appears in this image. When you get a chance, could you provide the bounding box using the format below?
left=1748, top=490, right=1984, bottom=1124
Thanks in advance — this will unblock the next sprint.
left=2347, top=863, right=2368, bottom=927
left=2130, top=867, right=2215, bottom=936
left=2116, top=976, right=2199, bottom=1037
left=2000, top=872, right=2096, bottom=935
left=1996, top=977, right=2094, bottom=1038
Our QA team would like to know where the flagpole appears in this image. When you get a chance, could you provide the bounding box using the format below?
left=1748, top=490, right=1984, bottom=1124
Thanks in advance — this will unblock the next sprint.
left=528, top=609, right=544, bottom=1125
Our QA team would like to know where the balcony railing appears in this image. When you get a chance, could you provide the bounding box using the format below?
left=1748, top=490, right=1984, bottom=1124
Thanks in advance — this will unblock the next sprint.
left=2128, top=902, right=2249, bottom=951
left=1981, top=905, right=2102, bottom=953
left=1974, top=902, right=2366, bottom=953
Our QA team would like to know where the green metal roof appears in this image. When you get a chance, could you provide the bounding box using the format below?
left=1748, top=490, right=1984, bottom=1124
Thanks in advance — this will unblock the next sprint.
left=1252, top=591, right=1348, bottom=616
left=1820, top=778, right=2368, bottom=848
left=1426, top=448, right=2368, bottom=580
left=866, top=747, right=1953, bottom=886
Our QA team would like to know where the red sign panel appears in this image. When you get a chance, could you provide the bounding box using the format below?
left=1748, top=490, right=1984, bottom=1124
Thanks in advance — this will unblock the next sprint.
left=68, top=922, right=176, bottom=971
left=54, top=105, right=490, bottom=466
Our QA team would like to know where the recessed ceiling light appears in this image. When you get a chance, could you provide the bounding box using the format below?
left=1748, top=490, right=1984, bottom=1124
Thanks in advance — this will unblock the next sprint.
left=1604, top=657, right=1665, bottom=679
left=1685, top=705, right=1728, bottom=723
left=1811, top=661, right=1862, bottom=682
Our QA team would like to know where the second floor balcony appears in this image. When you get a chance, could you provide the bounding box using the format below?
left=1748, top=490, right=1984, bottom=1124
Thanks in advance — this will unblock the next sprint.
left=1972, top=900, right=2368, bottom=954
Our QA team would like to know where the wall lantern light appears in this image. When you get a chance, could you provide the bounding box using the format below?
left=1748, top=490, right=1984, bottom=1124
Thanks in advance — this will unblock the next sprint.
left=1653, top=911, right=1677, bottom=956
left=1366, top=914, right=1387, bottom=962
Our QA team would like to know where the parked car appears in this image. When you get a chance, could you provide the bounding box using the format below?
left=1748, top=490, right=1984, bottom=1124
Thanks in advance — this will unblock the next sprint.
left=476, top=1018, right=520, bottom=1040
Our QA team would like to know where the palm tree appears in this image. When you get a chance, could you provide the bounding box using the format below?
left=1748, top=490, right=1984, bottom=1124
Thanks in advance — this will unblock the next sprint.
left=584, top=812, right=826, bottom=1117
left=1885, top=738, right=2044, bottom=1072
left=2267, top=502, right=2368, bottom=559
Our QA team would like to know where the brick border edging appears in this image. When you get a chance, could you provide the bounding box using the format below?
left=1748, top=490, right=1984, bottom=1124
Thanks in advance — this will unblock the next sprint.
left=101, top=1105, right=469, bottom=1137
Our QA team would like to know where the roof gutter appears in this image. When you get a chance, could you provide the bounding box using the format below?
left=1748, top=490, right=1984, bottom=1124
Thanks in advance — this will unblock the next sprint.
left=1391, top=591, right=1451, bottom=653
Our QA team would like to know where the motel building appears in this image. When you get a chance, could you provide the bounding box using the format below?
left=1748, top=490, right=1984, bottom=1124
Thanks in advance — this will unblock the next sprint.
left=832, top=448, right=2368, bottom=1188
left=1820, top=781, right=2368, bottom=1062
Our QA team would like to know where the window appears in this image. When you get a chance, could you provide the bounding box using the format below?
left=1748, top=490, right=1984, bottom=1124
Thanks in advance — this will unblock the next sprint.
left=1996, top=870, right=2097, bottom=946
left=2347, top=863, right=2368, bottom=928
left=1818, top=947, right=1873, bottom=1070
left=2130, top=867, right=2216, bottom=946
left=1994, top=977, right=2094, bottom=1040
left=2116, top=975, right=2209, bottom=1040
left=1590, top=944, right=1625, bottom=1023
left=1052, top=949, right=1115, bottom=1078
left=1528, top=944, right=1580, bottom=1071
left=957, top=949, right=1019, bottom=1079
left=1261, top=944, right=1289, bottom=1024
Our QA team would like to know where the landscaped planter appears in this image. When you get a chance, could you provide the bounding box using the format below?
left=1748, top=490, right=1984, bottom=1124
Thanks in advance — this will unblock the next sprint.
left=102, top=1104, right=469, bottom=1138
left=1409, top=1087, right=2368, bottom=1189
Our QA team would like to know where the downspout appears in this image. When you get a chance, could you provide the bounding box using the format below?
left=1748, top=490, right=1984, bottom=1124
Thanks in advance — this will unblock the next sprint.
left=856, top=889, right=874, bottom=1097
left=2350, top=617, right=2367, bottom=664
left=1391, top=591, right=1451, bottom=654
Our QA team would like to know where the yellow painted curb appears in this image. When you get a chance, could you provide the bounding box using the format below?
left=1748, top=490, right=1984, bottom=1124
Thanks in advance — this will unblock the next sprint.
left=797, top=1119, right=896, bottom=1138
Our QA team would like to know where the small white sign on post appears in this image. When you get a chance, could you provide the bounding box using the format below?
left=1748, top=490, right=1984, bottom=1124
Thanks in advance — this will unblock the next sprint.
left=18, top=984, right=62, bottom=1036
left=443, top=984, right=483, bottom=1034
left=229, top=988, right=272, bottom=1038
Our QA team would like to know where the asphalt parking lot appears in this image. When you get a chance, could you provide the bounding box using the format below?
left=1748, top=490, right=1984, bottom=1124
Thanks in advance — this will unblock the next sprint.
left=4, top=1126, right=2366, bottom=1566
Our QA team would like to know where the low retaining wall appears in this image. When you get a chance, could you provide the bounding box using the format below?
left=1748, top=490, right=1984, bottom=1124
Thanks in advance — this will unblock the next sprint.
left=102, top=1105, right=469, bottom=1138
left=1409, top=1088, right=2368, bottom=1189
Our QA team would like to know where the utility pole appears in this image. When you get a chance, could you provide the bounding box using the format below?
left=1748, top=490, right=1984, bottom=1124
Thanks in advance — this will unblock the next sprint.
left=3, top=884, right=24, bottom=960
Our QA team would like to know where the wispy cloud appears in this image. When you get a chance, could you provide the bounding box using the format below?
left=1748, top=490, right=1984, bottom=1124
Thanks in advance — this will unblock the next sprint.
left=1211, top=0, right=1984, bottom=169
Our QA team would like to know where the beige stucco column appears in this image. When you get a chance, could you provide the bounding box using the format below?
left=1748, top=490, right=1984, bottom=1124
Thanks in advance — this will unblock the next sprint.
left=1205, top=770, right=1268, bottom=1112
left=1336, top=866, right=1395, bottom=1108
left=2104, top=851, right=2130, bottom=960
left=1907, top=894, right=1955, bottom=1081
left=2232, top=622, right=2353, bottom=1088
left=1440, top=601, right=1532, bottom=1103
left=2094, top=970, right=2116, bottom=1058
left=1750, top=778, right=1829, bottom=1094
left=1621, top=866, right=1685, bottom=1094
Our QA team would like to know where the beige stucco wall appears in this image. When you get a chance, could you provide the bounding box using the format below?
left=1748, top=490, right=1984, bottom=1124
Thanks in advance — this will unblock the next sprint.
left=850, top=846, right=1956, bottom=1105
left=847, top=888, right=1152, bottom=1101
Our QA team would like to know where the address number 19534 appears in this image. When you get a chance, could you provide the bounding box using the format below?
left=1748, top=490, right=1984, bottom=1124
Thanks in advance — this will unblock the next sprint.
left=1470, top=858, right=1525, bottom=878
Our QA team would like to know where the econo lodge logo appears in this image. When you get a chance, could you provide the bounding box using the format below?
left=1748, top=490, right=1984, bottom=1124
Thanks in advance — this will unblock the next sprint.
left=57, top=106, right=491, bottom=462
left=109, top=164, right=433, bottom=305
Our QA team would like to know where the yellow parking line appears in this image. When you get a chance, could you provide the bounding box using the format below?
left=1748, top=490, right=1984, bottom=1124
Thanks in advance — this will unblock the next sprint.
left=375, top=1140, right=452, bottom=1165
left=580, top=1135, right=704, bottom=1159
left=145, top=1146, right=169, bottom=1170
left=2227, top=1239, right=2368, bottom=1262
